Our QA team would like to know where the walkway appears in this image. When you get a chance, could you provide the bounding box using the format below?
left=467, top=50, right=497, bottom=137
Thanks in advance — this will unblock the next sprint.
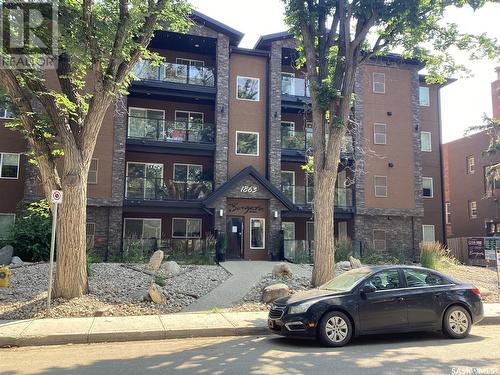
left=182, top=261, right=312, bottom=312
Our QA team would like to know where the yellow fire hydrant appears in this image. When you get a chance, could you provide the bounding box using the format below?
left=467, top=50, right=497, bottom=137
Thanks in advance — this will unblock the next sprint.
left=0, top=266, right=12, bottom=288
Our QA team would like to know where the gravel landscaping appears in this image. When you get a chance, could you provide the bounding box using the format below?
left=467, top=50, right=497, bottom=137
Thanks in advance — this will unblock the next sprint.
left=0, top=262, right=230, bottom=320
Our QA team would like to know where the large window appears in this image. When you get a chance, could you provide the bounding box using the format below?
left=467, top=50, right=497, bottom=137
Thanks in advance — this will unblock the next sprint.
left=374, top=176, right=387, bottom=197
left=128, top=107, right=165, bottom=139
left=422, top=177, right=434, bottom=198
left=86, top=222, right=96, bottom=249
left=236, top=131, right=259, bottom=156
left=420, top=132, right=432, bottom=152
left=0, top=213, right=15, bottom=239
left=172, top=218, right=201, bottom=238
left=484, top=165, right=500, bottom=195
left=126, top=162, right=163, bottom=199
left=445, top=202, right=451, bottom=224
left=306, top=173, right=314, bottom=203
left=236, top=76, right=260, bottom=101
left=373, top=230, right=386, bottom=251
left=88, top=159, right=98, bottom=184
left=281, top=171, right=295, bottom=203
left=404, top=269, right=446, bottom=288
left=422, top=225, right=436, bottom=242
left=469, top=200, right=477, bottom=219
left=0, top=104, right=14, bottom=119
left=419, top=86, right=430, bottom=106
left=174, top=164, right=202, bottom=182
left=250, top=218, right=265, bottom=249
left=176, top=58, right=204, bottom=68
left=124, top=218, right=161, bottom=240
left=373, top=123, right=387, bottom=145
left=373, top=72, right=385, bottom=93
left=466, top=155, right=475, bottom=174
left=0, top=153, right=20, bottom=179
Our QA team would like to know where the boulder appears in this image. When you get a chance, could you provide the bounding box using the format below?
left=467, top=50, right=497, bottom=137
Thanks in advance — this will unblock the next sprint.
left=10, top=256, right=23, bottom=266
left=164, top=260, right=181, bottom=275
left=336, top=261, right=351, bottom=270
left=272, top=263, right=293, bottom=278
left=349, top=256, right=362, bottom=269
left=262, top=283, right=290, bottom=304
left=0, top=245, right=13, bottom=266
left=145, top=250, right=164, bottom=272
left=148, top=283, right=165, bottom=304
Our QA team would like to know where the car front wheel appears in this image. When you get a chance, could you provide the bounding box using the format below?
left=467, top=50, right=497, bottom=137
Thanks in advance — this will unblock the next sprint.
left=318, top=311, right=353, bottom=347
left=443, top=305, right=472, bottom=339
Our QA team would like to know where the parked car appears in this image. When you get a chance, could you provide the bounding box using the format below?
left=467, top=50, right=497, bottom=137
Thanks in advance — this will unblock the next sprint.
left=268, top=265, right=483, bottom=347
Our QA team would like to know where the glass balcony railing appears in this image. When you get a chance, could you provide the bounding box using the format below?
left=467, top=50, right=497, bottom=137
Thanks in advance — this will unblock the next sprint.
left=125, top=177, right=213, bottom=201
left=127, top=117, right=215, bottom=144
left=281, top=185, right=353, bottom=207
left=281, top=128, right=313, bottom=150
left=281, top=76, right=310, bottom=97
left=132, top=60, right=215, bottom=87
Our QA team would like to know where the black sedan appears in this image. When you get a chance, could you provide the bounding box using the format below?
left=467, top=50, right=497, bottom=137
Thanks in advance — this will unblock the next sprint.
left=268, top=265, right=483, bottom=347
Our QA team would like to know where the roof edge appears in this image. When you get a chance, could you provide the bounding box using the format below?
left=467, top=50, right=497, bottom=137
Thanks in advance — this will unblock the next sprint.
left=191, top=10, right=244, bottom=45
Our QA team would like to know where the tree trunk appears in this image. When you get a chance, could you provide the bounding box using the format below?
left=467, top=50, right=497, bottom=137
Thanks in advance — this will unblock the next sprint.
left=53, top=161, right=89, bottom=298
left=311, top=169, right=338, bottom=287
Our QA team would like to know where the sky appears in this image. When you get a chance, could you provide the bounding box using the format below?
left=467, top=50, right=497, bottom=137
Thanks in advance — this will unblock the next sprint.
left=190, top=0, right=500, bottom=143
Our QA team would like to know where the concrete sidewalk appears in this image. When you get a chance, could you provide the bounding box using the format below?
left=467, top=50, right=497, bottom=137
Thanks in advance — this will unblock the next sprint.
left=1, top=304, right=499, bottom=348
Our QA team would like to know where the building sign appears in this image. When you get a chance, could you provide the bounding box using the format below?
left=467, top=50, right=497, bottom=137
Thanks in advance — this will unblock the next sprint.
left=227, top=202, right=264, bottom=215
left=467, top=238, right=485, bottom=260
left=240, top=185, right=258, bottom=194
left=484, top=237, right=500, bottom=261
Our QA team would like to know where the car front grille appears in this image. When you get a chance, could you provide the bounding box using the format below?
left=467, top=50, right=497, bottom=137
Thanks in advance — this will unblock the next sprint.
left=269, top=305, right=286, bottom=320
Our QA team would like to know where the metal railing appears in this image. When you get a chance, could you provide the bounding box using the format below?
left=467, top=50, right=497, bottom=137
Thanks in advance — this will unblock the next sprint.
left=133, top=60, right=215, bottom=87
left=127, top=116, right=215, bottom=144
left=281, top=76, right=310, bottom=97
left=281, top=185, right=353, bottom=207
left=125, top=177, right=213, bottom=201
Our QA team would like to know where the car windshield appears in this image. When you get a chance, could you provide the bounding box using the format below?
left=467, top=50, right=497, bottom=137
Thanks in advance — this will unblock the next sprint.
left=319, top=269, right=371, bottom=291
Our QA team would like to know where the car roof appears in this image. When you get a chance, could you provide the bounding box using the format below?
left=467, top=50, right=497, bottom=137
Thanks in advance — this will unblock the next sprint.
left=357, top=265, right=442, bottom=272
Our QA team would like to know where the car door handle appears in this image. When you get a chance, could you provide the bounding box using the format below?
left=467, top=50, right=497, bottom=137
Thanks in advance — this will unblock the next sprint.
left=398, top=297, right=405, bottom=301
left=433, top=293, right=440, bottom=299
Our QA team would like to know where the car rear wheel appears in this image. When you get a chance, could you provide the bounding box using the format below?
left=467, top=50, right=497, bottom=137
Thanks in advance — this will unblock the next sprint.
left=318, top=311, right=352, bottom=347
left=443, top=305, right=472, bottom=339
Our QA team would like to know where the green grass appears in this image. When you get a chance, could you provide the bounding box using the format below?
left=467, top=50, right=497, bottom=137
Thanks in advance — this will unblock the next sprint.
left=420, top=241, right=455, bottom=270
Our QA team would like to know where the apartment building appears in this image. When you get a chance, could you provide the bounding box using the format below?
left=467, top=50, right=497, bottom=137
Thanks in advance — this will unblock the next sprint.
left=0, top=11, right=447, bottom=260
left=443, top=67, right=500, bottom=239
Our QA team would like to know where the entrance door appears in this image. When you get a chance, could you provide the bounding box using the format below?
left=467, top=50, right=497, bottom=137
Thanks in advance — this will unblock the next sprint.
left=226, top=217, right=243, bottom=259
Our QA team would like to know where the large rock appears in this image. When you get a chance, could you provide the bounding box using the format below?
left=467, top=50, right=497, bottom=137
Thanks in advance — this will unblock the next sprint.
left=164, top=261, right=181, bottom=275
left=336, top=261, right=351, bottom=270
left=349, top=256, right=362, bottom=269
left=145, top=250, right=164, bottom=272
left=272, top=263, right=293, bottom=278
left=10, top=256, right=23, bottom=266
left=262, top=283, right=290, bottom=304
left=148, top=283, right=165, bottom=304
left=0, top=245, right=13, bottom=266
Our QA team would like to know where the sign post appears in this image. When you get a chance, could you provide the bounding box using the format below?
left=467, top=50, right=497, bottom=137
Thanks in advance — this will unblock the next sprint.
left=47, top=190, right=63, bottom=310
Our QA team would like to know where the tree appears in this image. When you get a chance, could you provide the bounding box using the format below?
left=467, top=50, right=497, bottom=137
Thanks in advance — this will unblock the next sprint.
left=0, top=0, right=190, bottom=298
left=282, top=0, right=499, bottom=286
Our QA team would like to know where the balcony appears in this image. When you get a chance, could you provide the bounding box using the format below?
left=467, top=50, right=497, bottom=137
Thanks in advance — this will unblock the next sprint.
left=125, top=177, right=213, bottom=202
left=281, top=185, right=354, bottom=208
left=281, top=128, right=313, bottom=150
left=281, top=76, right=310, bottom=97
left=127, top=117, right=215, bottom=144
left=133, top=60, right=215, bottom=87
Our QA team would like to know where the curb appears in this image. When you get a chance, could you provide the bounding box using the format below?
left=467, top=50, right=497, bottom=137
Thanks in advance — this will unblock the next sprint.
left=477, top=316, right=500, bottom=326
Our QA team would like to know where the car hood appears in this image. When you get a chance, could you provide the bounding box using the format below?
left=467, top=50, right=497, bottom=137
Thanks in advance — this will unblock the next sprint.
left=275, top=288, right=348, bottom=305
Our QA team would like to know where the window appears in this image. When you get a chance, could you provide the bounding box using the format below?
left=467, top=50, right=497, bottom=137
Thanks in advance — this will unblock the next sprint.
left=176, top=58, right=204, bottom=68
left=374, top=176, right=387, bottom=197
left=126, top=162, right=163, bottom=199
left=236, top=76, right=260, bottom=101
left=404, top=269, right=446, bottom=288
left=281, top=121, right=295, bottom=134
left=445, top=202, right=451, bottom=224
left=365, top=269, right=400, bottom=290
left=306, top=173, right=314, bottom=203
left=128, top=107, right=165, bottom=139
left=123, top=218, right=161, bottom=239
left=236, top=131, right=259, bottom=156
left=172, top=218, right=202, bottom=238
left=281, top=171, right=295, bottom=203
left=86, top=222, right=95, bottom=249
left=373, top=73, right=385, bottom=93
left=422, top=225, right=435, bottom=242
left=469, top=200, right=477, bottom=219
left=420, top=132, right=432, bottom=152
left=0, top=153, right=20, bottom=179
left=174, top=164, right=202, bottom=182
left=422, top=177, right=433, bottom=198
left=250, top=218, right=265, bottom=249
left=484, top=165, right=500, bottom=195
left=0, top=213, right=15, bottom=239
left=466, top=155, right=475, bottom=174
left=419, top=86, right=430, bottom=106
left=0, top=103, right=14, bottom=119
left=88, top=159, right=98, bottom=184
left=306, top=221, right=314, bottom=245
left=373, top=123, right=387, bottom=145
left=373, top=230, right=386, bottom=251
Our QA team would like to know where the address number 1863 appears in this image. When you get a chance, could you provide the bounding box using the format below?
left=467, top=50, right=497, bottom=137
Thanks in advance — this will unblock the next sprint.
left=240, top=185, right=258, bottom=193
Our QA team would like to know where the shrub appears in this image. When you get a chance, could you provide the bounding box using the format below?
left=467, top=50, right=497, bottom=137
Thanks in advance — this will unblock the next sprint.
left=420, top=241, right=455, bottom=270
left=154, top=275, right=166, bottom=287
left=334, top=238, right=353, bottom=262
left=9, top=200, right=51, bottom=262
left=86, top=248, right=102, bottom=276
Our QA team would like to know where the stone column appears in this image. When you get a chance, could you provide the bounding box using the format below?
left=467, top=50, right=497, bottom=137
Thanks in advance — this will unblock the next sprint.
left=268, top=198, right=283, bottom=259
left=268, top=41, right=283, bottom=187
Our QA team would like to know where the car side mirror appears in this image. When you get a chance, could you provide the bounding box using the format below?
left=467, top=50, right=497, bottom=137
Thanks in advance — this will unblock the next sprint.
left=361, top=284, right=376, bottom=294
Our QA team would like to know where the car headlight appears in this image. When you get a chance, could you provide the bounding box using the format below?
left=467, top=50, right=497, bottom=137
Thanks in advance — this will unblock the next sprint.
left=288, top=301, right=315, bottom=314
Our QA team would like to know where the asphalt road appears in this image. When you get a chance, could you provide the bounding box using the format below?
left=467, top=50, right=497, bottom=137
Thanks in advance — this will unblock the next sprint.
left=2, top=326, right=499, bottom=375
